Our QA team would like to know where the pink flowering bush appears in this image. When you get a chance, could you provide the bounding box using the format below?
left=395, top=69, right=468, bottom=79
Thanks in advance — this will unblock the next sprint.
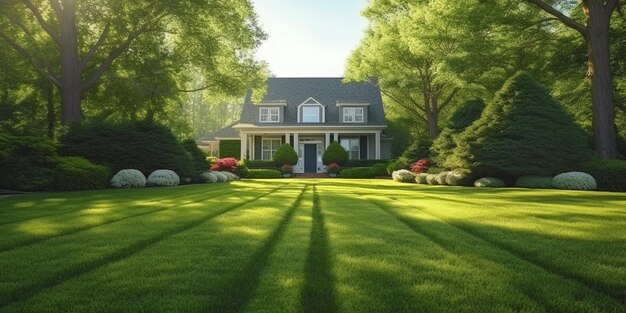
left=281, top=164, right=293, bottom=174
left=327, top=163, right=340, bottom=174
left=410, top=158, right=430, bottom=173
left=210, top=157, right=238, bottom=172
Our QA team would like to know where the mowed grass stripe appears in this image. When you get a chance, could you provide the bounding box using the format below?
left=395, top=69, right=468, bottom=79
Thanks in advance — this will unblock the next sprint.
left=0, top=186, right=250, bottom=252
left=0, top=183, right=285, bottom=308
left=316, top=184, right=538, bottom=313
left=1, top=185, right=308, bottom=313
left=241, top=185, right=314, bottom=313
left=368, top=195, right=625, bottom=312
left=0, top=183, right=236, bottom=226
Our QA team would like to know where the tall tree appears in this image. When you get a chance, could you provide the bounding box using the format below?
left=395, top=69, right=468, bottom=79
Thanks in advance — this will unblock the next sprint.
left=524, top=0, right=625, bottom=158
left=0, top=0, right=265, bottom=124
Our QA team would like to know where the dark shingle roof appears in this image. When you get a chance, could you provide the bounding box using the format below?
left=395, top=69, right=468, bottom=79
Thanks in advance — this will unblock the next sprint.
left=239, top=78, right=386, bottom=126
left=199, top=122, right=239, bottom=141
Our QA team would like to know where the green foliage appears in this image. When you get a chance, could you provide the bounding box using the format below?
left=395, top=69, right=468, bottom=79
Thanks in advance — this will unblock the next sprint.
left=59, top=120, right=193, bottom=178
left=580, top=159, right=626, bottom=192
left=391, top=169, right=415, bottom=183
left=401, top=137, right=432, bottom=162
left=273, top=144, right=298, bottom=166
left=235, top=160, right=249, bottom=178
left=387, top=158, right=410, bottom=175
left=322, top=142, right=348, bottom=165
left=0, top=135, right=57, bottom=191
left=340, top=167, right=375, bottom=179
left=244, top=160, right=278, bottom=169
left=435, top=172, right=450, bottom=185
left=343, top=159, right=390, bottom=167
left=515, top=176, right=554, bottom=189
left=50, top=156, right=110, bottom=191
left=553, top=172, right=597, bottom=191
left=219, top=140, right=241, bottom=159
left=445, top=170, right=474, bottom=186
left=474, top=177, right=506, bottom=188
left=370, top=163, right=389, bottom=177
left=181, top=139, right=209, bottom=175
left=449, top=72, right=590, bottom=177
left=244, top=169, right=282, bottom=179
left=426, top=174, right=439, bottom=185
left=415, top=173, right=429, bottom=184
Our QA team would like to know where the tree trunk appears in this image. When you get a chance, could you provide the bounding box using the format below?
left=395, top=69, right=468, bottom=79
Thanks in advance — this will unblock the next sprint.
left=586, top=3, right=619, bottom=159
left=58, top=4, right=82, bottom=124
left=44, top=82, right=55, bottom=139
left=425, top=97, right=440, bottom=139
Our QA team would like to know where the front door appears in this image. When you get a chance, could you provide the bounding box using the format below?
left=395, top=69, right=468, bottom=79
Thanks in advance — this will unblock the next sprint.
left=304, top=144, right=317, bottom=173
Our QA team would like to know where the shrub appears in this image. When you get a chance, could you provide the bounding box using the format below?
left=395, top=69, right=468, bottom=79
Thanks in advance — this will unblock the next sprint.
left=401, top=137, right=432, bottom=162
left=235, top=160, right=249, bottom=178
left=448, top=72, right=590, bottom=177
left=50, top=156, right=110, bottom=190
left=220, top=171, right=237, bottom=181
left=111, top=169, right=147, bottom=188
left=580, top=159, right=626, bottom=192
left=392, top=170, right=415, bottom=183
left=274, top=144, right=298, bottom=166
left=245, top=160, right=279, bottom=169
left=343, top=159, right=390, bottom=167
left=410, top=158, right=430, bottom=173
left=553, top=172, right=597, bottom=190
left=211, top=158, right=238, bottom=172
left=0, top=136, right=57, bottom=191
left=244, top=169, right=282, bottom=178
left=415, top=173, right=429, bottom=184
left=281, top=164, right=293, bottom=174
left=199, top=171, right=218, bottom=183
left=327, top=163, right=340, bottom=174
left=322, top=142, right=348, bottom=165
left=515, top=176, right=554, bottom=189
left=426, top=174, right=439, bottom=185
left=219, top=140, right=241, bottom=159
left=474, top=177, right=506, bottom=188
left=213, top=171, right=228, bottom=182
left=59, top=120, right=194, bottom=178
left=181, top=139, right=209, bottom=175
left=445, top=169, right=474, bottom=186
left=370, top=163, right=389, bottom=176
left=340, top=167, right=374, bottom=179
left=147, top=169, right=180, bottom=187
left=387, top=157, right=410, bottom=175
left=435, top=171, right=449, bottom=185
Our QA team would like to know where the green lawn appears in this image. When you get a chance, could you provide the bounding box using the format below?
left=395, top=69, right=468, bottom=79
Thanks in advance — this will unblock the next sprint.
left=0, top=179, right=625, bottom=313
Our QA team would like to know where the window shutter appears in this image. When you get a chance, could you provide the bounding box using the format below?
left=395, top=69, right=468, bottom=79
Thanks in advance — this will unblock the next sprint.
left=360, top=136, right=368, bottom=159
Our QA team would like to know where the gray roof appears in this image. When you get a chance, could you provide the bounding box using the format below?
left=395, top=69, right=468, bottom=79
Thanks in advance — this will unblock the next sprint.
left=199, top=122, right=239, bottom=141
left=239, top=78, right=387, bottom=126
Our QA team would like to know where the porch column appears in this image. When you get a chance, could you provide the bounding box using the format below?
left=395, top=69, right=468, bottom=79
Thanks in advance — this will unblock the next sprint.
left=325, top=132, right=330, bottom=148
left=285, top=133, right=291, bottom=144
left=375, top=131, right=381, bottom=159
left=333, top=132, right=339, bottom=143
left=293, top=133, right=299, bottom=156
left=240, top=132, right=247, bottom=160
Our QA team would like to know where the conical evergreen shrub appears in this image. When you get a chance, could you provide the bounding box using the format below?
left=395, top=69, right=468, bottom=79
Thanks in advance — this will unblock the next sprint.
left=448, top=72, right=590, bottom=177
left=273, top=143, right=298, bottom=166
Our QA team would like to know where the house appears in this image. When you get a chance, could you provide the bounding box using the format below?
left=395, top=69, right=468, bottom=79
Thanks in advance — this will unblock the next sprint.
left=201, top=77, right=392, bottom=173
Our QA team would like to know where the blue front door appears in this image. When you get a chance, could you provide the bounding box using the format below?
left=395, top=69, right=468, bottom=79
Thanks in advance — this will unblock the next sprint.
left=304, top=144, right=317, bottom=173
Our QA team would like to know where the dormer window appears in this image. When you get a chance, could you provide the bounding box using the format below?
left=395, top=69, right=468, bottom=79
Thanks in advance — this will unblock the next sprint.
left=259, top=107, right=280, bottom=123
left=302, top=106, right=320, bottom=122
left=343, top=107, right=364, bottom=123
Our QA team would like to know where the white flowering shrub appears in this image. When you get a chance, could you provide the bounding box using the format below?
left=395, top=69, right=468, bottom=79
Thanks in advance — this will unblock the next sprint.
left=553, top=172, right=597, bottom=190
left=110, top=169, right=146, bottom=188
left=415, top=173, right=429, bottom=184
left=221, top=171, right=236, bottom=181
left=392, top=170, right=415, bottom=183
left=435, top=171, right=449, bottom=185
left=147, top=169, right=180, bottom=187
left=213, top=171, right=228, bottom=183
left=426, top=174, right=439, bottom=185
left=199, top=171, right=218, bottom=183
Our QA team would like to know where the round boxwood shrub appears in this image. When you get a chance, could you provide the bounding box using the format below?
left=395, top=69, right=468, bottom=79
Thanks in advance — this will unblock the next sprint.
left=553, top=172, right=597, bottom=191
left=111, top=169, right=147, bottom=188
left=515, top=176, right=554, bottom=189
left=392, top=170, right=415, bottom=183
left=147, top=169, right=180, bottom=187
left=435, top=171, right=449, bottom=185
left=426, top=174, right=439, bottom=185
left=387, top=157, right=410, bottom=175
left=49, top=156, right=110, bottom=190
left=445, top=170, right=474, bottom=186
left=340, top=167, right=374, bottom=179
left=199, top=171, right=218, bottom=183
left=322, top=141, right=348, bottom=165
left=415, top=173, right=429, bottom=184
left=244, top=169, right=282, bottom=178
left=274, top=143, right=298, bottom=166
left=213, top=171, right=228, bottom=182
left=474, top=177, right=506, bottom=188
left=371, top=163, right=389, bottom=177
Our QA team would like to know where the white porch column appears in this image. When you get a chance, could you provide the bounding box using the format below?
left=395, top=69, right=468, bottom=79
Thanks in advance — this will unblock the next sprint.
left=375, top=131, right=381, bottom=160
left=240, top=132, right=247, bottom=160
left=293, top=133, right=299, bottom=156
left=285, top=133, right=291, bottom=144
left=325, top=132, right=330, bottom=148
left=333, top=132, right=339, bottom=143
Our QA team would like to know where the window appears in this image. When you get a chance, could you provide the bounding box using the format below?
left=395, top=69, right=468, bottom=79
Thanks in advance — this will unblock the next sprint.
left=260, top=107, right=279, bottom=123
left=343, top=107, right=364, bottom=123
left=340, top=138, right=360, bottom=160
left=262, top=139, right=281, bottom=160
left=302, top=106, right=320, bottom=122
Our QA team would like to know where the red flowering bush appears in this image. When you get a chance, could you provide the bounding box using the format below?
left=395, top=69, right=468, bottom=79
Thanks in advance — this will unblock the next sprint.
left=210, top=157, right=238, bottom=172
left=281, top=164, right=293, bottom=174
left=410, top=158, right=430, bottom=173
left=327, top=163, right=340, bottom=174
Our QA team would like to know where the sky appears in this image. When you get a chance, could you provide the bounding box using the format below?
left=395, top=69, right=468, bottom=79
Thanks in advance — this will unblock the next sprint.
left=252, top=0, right=369, bottom=78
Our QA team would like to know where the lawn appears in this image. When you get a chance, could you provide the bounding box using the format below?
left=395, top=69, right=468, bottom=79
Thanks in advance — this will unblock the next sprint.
left=0, top=179, right=624, bottom=313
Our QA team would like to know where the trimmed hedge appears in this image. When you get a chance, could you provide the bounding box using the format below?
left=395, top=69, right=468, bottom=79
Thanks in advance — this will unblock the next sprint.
left=147, top=170, right=180, bottom=187
left=553, top=172, right=597, bottom=191
left=515, top=176, right=554, bottom=189
left=343, top=159, right=390, bottom=167
left=370, top=163, right=389, bottom=176
left=580, top=159, right=626, bottom=192
left=50, top=156, right=110, bottom=190
left=244, top=169, right=282, bottom=178
left=387, top=157, right=410, bottom=175
left=219, top=140, right=241, bottom=159
left=340, top=167, right=374, bottom=178
left=111, top=169, right=147, bottom=188
left=245, top=160, right=279, bottom=169
left=474, top=177, right=506, bottom=188
left=0, top=135, right=57, bottom=191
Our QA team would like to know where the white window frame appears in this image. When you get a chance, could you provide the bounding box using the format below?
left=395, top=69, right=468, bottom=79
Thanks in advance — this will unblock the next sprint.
left=340, top=138, right=360, bottom=160
left=261, top=138, right=281, bottom=160
left=297, top=97, right=325, bottom=123
left=343, top=107, right=364, bottom=123
left=302, top=106, right=320, bottom=123
left=259, top=107, right=280, bottom=123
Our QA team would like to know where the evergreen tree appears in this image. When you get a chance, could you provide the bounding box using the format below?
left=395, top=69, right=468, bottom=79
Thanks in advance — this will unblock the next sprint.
left=448, top=72, right=590, bottom=177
